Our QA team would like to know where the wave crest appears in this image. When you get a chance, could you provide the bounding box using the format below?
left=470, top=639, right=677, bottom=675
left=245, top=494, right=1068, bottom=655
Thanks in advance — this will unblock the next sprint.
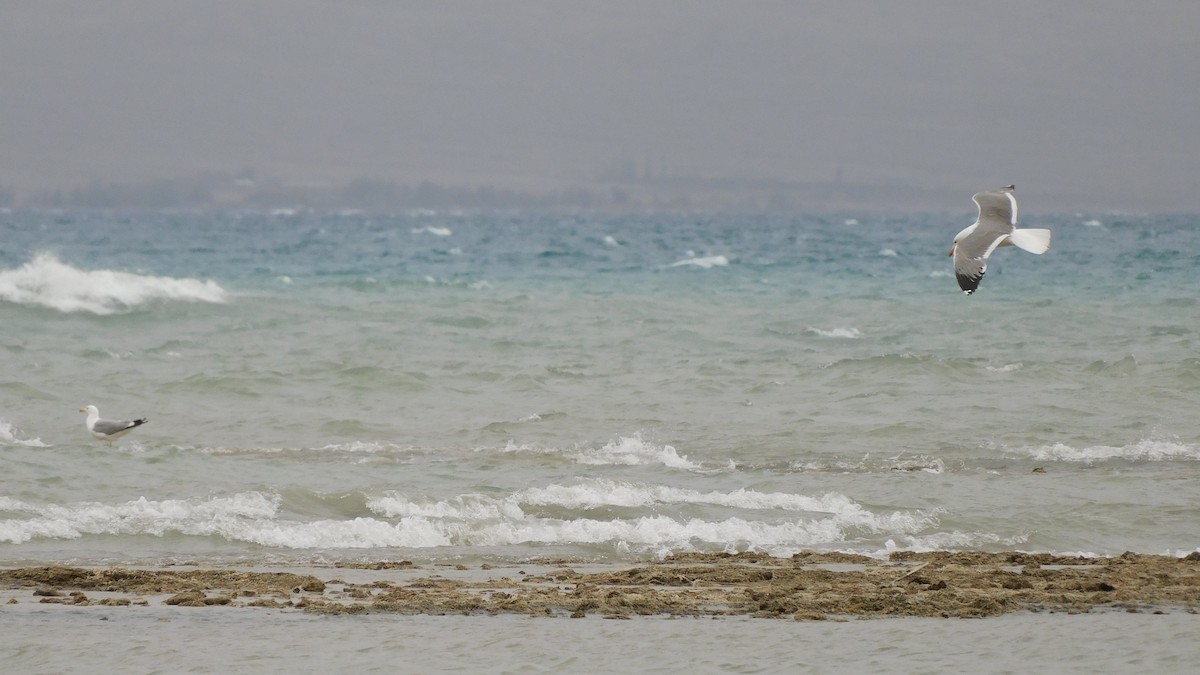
left=0, top=419, right=49, bottom=447
left=1015, top=439, right=1200, bottom=463
left=0, top=253, right=227, bottom=314
left=808, top=326, right=862, bottom=339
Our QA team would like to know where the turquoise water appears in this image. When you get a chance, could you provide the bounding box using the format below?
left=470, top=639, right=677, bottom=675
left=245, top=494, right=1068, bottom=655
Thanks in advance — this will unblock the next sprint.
left=2, top=208, right=1199, bottom=565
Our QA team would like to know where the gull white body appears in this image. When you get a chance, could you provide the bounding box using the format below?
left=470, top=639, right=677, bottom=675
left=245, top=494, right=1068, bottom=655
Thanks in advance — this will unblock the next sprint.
left=81, top=405, right=148, bottom=446
left=949, top=185, right=1051, bottom=295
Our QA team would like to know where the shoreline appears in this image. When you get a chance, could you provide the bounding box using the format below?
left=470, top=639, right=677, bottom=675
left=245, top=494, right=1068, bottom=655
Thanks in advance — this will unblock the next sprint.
left=4, top=551, right=1199, bottom=620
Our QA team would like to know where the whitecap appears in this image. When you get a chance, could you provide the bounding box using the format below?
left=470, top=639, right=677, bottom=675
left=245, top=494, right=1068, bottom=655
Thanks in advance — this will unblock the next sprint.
left=1082, top=219, right=1103, bottom=227
left=368, top=493, right=526, bottom=521
left=0, top=482, right=941, bottom=554
left=412, top=226, right=453, bottom=236
left=603, top=235, right=619, bottom=247
left=571, top=435, right=704, bottom=471
left=881, top=531, right=1029, bottom=555
left=317, top=441, right=415, bottom=454
left=0, top=419, right=49, bottom=447
left=517, top=480, right=936, bottom=533
left=807, top=326, right=862, bottom=339
left=233, top=516, right=452, bottom=549
left=879, top=248, right=898, bottom=257
left=986, top=363, right=1023, bottom=373
left=367, top=480, right=938, bottom=550
left=0, top=492, right=281, bottom=545
left=464, top=514, right=849, bottom=552
left=198, top=442, right=417, bottom=457
left=0, top=491, right=451, bottom=549
left=1012, top=438, right=1200, bottom=463
left=669, top=255, right=729, bottom=269
left=0, top=253, right=227, bottom=314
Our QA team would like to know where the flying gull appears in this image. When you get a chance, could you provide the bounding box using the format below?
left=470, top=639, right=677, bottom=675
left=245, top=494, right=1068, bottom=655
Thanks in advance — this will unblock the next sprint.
left=80, top=405, right=148, bottom=446
left=949, top=185, right=1052, bottom=295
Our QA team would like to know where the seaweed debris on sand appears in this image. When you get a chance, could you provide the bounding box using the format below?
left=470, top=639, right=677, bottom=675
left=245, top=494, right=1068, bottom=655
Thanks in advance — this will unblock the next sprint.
left=3, top=551, right=1199, bottom=620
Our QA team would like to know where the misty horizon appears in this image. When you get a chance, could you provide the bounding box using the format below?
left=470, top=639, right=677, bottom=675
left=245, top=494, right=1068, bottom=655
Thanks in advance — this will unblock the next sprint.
left=2, top=2, right=1198, bottom=213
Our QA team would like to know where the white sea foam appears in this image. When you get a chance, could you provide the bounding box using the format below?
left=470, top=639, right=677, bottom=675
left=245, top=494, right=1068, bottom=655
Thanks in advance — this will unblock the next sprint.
left=1082, top=219, right=1103, bottom=227
left=465, top=514, right=849, bottom=552
left=603, top=235, right=619, bottom=247
left=881, top=531, right=1029, bottom=555
left=879, top=248, right=898, bottom=257
left=521, top=481, right=851, bottom=512
left=669, top=255, right=729, bottom=269
left=787, top=453, right=945, bottom=474
left=0, top=492, right=280, bottom=544
left=490, top=436, right=709, bottom=471
left=524, top=481, right=937, bottom=533
left=986, top=363, right=1023, bottom=373
left=0, top=419, right=49, bottom=447
left=231, top=516, right=452, bottom=549
left=0, top=253, right=227, bottom=314
left=197, top=441, right=420, bottom=458
left=372, top=481, right=869, bottom=518
left=0, top=491, right=451, bottom=549
left=368, top=493, right=526, bottom=521
left=412, top=226, right=453, bottom=236
left=1, top=481, right=938, bottom=553
left=368, top=480, right=937, bottom=543
left=807, top=326, right=862, bottom=339
left=572, top=435, right=704, bottom=470
left=1014, top=439, right=1200, bottom=463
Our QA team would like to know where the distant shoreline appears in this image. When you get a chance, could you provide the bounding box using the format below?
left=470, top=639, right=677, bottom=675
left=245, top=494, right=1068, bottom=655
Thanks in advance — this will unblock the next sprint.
left=4, top=551, right=1199, bottom=620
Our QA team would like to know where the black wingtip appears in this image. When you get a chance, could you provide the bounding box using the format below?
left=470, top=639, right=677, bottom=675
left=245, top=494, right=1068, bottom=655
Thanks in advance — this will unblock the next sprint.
left=956, top=272, right=983, bottom=295
left=132, top=418, right=149, bottom=427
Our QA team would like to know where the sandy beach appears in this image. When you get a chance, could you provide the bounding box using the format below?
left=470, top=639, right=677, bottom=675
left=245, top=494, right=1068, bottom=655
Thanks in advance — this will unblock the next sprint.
left=4, top=551, right=1199, bottom=620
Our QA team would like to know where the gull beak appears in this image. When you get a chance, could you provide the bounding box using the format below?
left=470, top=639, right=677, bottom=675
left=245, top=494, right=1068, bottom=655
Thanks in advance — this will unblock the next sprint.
left=948, top=245, right=955, bottom=257
left=79, top=407, right=87, bottom=413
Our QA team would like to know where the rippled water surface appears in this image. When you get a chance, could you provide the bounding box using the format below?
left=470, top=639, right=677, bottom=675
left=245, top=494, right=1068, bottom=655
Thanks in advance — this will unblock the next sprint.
left=2, top=209, right=1200, bottom=565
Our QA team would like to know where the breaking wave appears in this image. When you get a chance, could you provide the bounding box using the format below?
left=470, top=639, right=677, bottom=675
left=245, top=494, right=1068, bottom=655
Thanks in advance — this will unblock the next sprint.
left=0, top=482, right=938, bottom=556
left=1012, top=438, right=1200, bottom=463
left=0, top=419, right=48, bottom=447
left=0, top=253, right=227, bottom=314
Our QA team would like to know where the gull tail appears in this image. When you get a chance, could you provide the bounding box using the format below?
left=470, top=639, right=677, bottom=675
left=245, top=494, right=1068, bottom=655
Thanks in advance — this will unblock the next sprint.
left=1009, top=228, right=1051, bottom=255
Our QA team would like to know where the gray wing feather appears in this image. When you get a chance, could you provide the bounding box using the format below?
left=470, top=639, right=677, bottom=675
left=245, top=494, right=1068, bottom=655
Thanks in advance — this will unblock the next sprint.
left=94, top=418, right=145, bottom=435
left=954, top=248, right=987, bottom=294
left=971, top=189, right=1018, bottom=237
left=955, top=187, right=1020, bottom=294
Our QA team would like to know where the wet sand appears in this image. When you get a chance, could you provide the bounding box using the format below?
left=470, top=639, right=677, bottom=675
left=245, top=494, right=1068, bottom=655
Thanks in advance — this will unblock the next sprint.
left=3, top=551, right=1199, bottom=620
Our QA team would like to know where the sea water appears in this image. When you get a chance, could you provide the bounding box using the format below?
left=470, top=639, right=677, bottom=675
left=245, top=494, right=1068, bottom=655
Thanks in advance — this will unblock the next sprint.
left=4, top=208, right=1200, bottom=673
left=2, top=209, right=1199, bottom=566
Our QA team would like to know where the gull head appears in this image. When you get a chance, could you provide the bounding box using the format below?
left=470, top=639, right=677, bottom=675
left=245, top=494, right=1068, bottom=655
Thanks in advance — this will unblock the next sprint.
left=949, top=223, right=977, bottom=257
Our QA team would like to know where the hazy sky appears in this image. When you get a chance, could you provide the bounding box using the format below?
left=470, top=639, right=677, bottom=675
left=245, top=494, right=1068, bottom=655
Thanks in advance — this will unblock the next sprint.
left=2, top=1, right=1198, bottom=210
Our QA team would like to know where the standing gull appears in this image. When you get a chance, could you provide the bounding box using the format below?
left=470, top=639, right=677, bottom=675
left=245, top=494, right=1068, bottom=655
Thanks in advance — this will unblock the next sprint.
left=949, top=185, right=1052, bottom=295
left=80, top=405, right=148, bottom=446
